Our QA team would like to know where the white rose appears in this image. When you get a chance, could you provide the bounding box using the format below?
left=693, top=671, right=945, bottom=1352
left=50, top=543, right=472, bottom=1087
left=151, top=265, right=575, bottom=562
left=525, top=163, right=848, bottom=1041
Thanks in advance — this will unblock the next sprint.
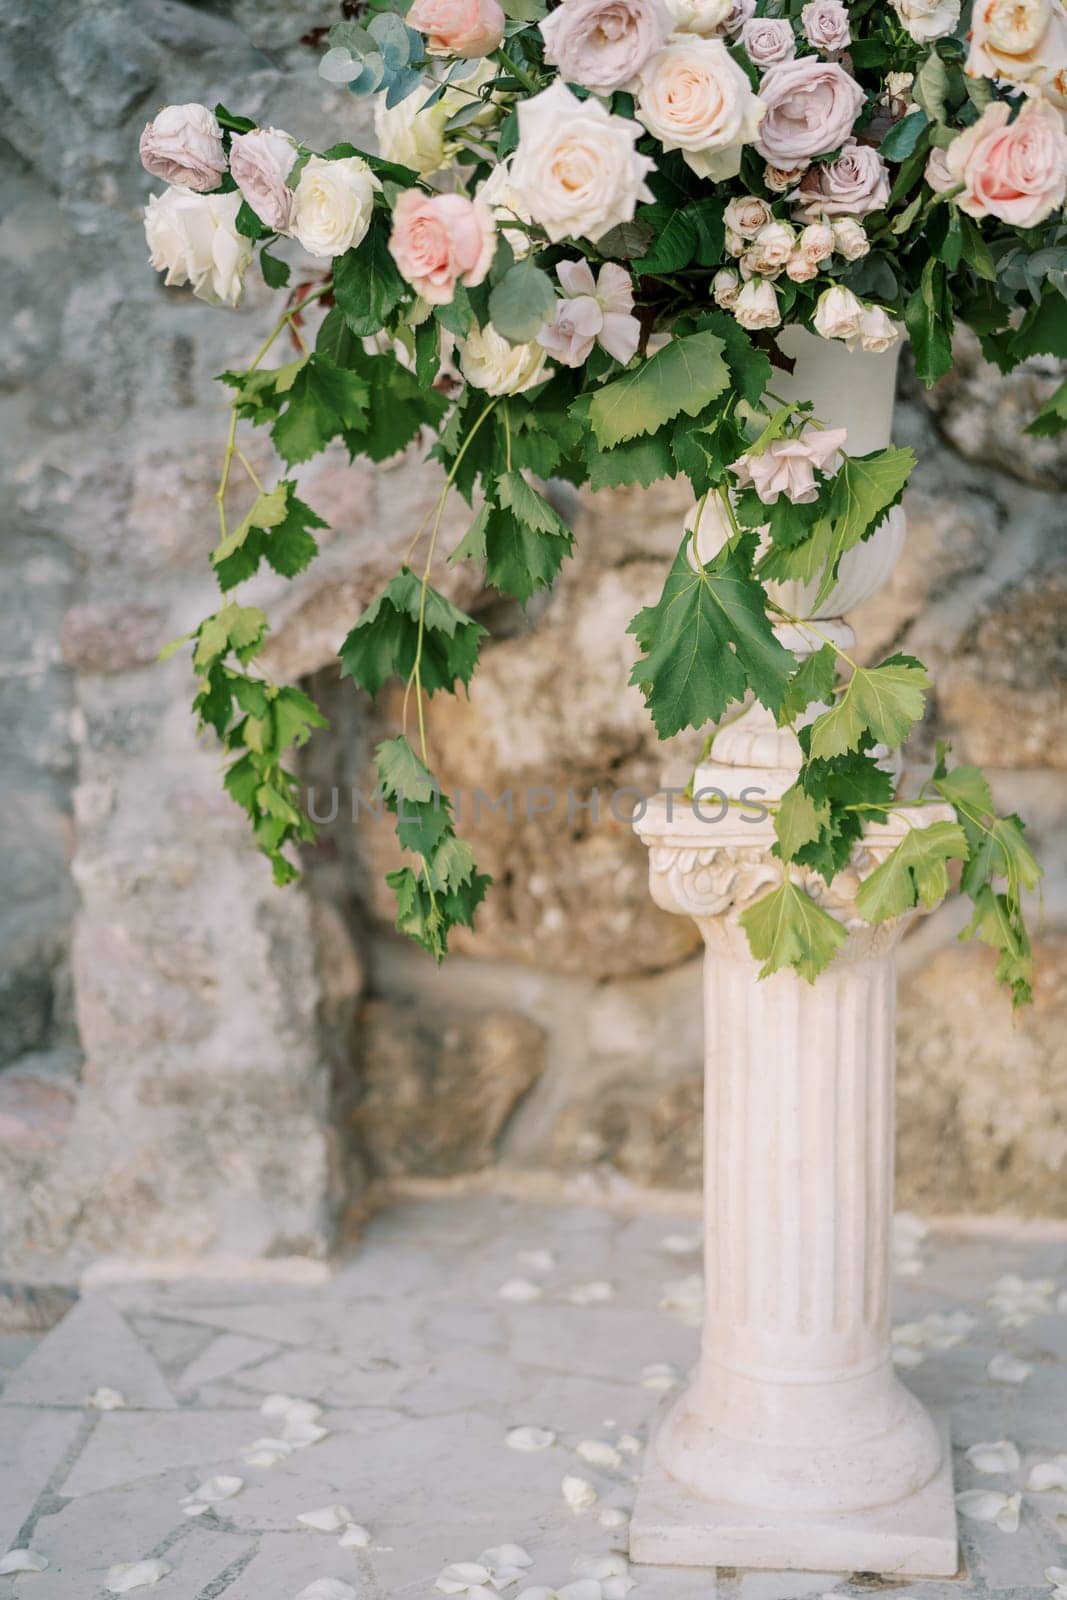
left=813, top=283, right=864, bottom=342
left=859, top=305, right=900, bottom=353
left=229, top=127, right=298, bottom=233
left=477, top=159, right=534, bottom=257
left=892, top=0, right=960, bottom=39
left=785, top=251, right=819, bottom=281
left=734, top=277, right=781, bottom=329
left=375, top=91, right=453, bottom=175
left=139, top=103, right=227, bottom=191
left=510, top=80, right=654, bottom=243
left=663, top=0, right=733, bottom=33
left=636, top=38, right=764, bottom=181
left=831, top=216, right=869, bottom=260
left=289, top=155, right=380, bottom=259
left=798, top=220, right=834, bottom=263
left=747, top=219, right=795, bottom=273
left=712, top=267, right=740, bottom=306
left=143, top=186, right=253, bottom=307
left=459, top=323, right=551, bottom=394
left=724, top=193, right=773, bottom=238
left=966, top=0, right=1067, bottom=105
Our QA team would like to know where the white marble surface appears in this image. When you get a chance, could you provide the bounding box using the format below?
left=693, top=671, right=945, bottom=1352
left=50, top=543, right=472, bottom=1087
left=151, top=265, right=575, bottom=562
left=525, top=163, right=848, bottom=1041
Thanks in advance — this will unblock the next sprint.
left=1, top=1196, right=1066, bottom=1599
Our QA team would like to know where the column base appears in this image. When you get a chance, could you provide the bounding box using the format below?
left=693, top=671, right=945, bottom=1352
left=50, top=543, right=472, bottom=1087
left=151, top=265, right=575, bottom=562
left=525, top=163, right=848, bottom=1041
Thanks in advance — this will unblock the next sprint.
left=630, top=1410, right=959, bottom=1578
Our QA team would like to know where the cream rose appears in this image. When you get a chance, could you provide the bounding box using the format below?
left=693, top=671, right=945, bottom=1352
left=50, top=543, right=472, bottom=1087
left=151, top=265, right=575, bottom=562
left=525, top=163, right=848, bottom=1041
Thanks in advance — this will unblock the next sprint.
left=636, top=38, right=765, bottom=181
left=143, top=187, right=253, bottom=307
left=743, top=219, right=795, bottom=275
left=408, top=0, right=506, bottom=56
left=813, top=283, right=865, bottom=342
left=139, top=103, right=226, bottom=192
left=712, top=267, right=741, bottom=306
left=765, top=159, right=810, bottom=191
left=832, top=216, right=870, bottom=258
left=510, top=80, right=654, bottom=243
left=741, top=16, right=796, bottom=65
left=540, top=0, right=672, bottom=92
left=389, top=190, right=495, bottom=305
left=460, top=324, right=551, bottom=393
left=891, top=0, right=961, bottom=41
left=785, top=252, right=819, bottom=281
left=229, top=127, right=298, bottom=233
left=755, top=58, right=864, bottom=163
left=858, top=305, right=900, bottom=353
left=663, top=0, right=733, bottom=33
left=966, top=0, right=1067, bottom=105
left=734, top=277, right=781, bottom=328
left=724, top=194, right=774, bottom=238
left=944, top=95, right=1067, bottom=227
left=290, top=155, right=380, bottom=259
left=477, top=159, right=534, bottom=257
left=792, top=140, right=890, bottom=219
left=798, top=219, right=834, bottom=263
left=375, top=90, right=454, bottom=176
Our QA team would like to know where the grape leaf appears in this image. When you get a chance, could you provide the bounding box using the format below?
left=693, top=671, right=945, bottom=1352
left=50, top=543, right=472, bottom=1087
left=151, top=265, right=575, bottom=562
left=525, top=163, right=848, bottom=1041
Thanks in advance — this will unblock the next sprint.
left=774, top=784, right=829, bottom=863
left=212, top=481, right=327, bottom=590
left=452, top=471, right=574, bottom=602
left=588, top=332, right=730, bottom=449
left=271, top=354, right=370, bottom=465
left=333, top=218, right=407, bottom=337
left=808, top=653, right=930, bottom=759
left=739, top=875, right=848, bottom=983
left=854, top=819, right=968, bottom=922
left=779, top=643, right=836, bottom=725
left=339, top=571, right=486, bottom=696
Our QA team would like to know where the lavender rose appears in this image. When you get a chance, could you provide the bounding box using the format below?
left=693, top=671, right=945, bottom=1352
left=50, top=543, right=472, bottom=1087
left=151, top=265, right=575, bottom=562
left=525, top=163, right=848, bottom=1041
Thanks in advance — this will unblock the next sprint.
left=755, top=58, right=864, bottom=163
left=741, top=16, right=795, bottom=65
left=539, top=0, right=672, bottom=93
left=229, top=128, right=298, bottom=233
left=139, top=103, right=227, bottom=192
left=792, top=140, right=890, bottom=219
left=801, top=0, right=851, bottom=53
left=722, top=0, right=756, bottom=33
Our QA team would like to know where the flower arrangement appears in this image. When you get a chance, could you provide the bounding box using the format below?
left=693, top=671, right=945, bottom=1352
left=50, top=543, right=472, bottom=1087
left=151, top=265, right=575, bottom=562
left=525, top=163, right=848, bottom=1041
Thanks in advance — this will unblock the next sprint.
left=143, top=0, right=1066, bottom=1000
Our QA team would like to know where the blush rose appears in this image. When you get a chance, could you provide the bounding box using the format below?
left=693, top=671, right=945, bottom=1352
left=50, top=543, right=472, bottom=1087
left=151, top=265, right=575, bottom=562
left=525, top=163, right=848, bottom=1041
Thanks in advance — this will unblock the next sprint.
left=755, top=57, right=864, bottom=163
left=407, top=0, right=506, bottom=55
left=388, top=190, right=496, bottom=305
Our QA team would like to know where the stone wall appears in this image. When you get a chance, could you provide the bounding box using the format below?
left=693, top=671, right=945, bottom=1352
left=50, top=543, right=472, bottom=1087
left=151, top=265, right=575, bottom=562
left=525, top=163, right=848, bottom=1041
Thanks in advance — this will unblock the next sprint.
left=0, top=0, right=1064, bottom=1278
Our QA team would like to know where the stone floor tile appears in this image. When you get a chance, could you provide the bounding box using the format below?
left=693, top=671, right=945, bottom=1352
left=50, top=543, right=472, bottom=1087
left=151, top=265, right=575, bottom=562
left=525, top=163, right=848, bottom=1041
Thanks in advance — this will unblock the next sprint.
left=155, top=1527, right=255, bottom=1599
left=20, top=1478, right=193, bottom=1597
left=0, top=1406, right=84, bottom=1549
left=127, top=1316, right=218, bottom=1375
left=204, top=1531, right=371, bottom=1600
left=0, top=1331, right=42, bottom=1382
left=1, top=1295, right=175, bottom=1410
left=60, top=1411, right=259, bottom=1497
left=230, top=1347, right=414, bottom=1408
left=171, top=1299, right=426, bottom=1368
left=506, top=1301, right=699, bottom=1382
left=398, top=1349, right=529, bottom=1417
left=517, top=1371, right=658, bottom=1435
left=176, top=1333, right=280, bottom=1393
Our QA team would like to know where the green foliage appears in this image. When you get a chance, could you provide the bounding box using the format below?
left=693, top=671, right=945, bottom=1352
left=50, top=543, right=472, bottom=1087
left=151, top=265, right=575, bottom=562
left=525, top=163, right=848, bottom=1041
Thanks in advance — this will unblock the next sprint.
left=628, top=531, right=794, bottom=736
left=212, top=481, right=327, bottom=591
left=807, top=654, right=930, bottom=760
left=588, top=332, right=730, bottom=449
left=488, top=257, right=557, bottom=342
left=739, top=874, right=848, bottom=983
left=333, top=220, right=408, bottom=336
left=453, top=472, right=574, bottom=602
left=339, top=571, right=486, bottom=697
left=854, top=820, right=968, bottom=922
left=1026, top=378, right=1067, bottom=438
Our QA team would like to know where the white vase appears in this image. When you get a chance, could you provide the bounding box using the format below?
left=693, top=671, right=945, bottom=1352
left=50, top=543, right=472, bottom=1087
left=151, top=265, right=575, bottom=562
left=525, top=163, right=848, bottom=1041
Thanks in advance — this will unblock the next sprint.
left=629, top=334, right=960, bottom=1578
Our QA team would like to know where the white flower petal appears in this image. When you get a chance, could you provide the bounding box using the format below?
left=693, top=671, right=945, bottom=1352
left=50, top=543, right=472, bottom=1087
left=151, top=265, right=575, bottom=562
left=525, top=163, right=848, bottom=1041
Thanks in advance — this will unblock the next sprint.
left=106, top=1560, right=173, bottom=1593
left=562, top=1474, right=597, bottom=1511
left=1027, top=1459, right=1067, bottom=1491
left=295, top=1583, right=357, bottom=1600
left=658, top=1275, right=703, bottom=1324
left=0, top=1550, right=48, bottom=1575
left=261, top=1393, right=321, bottom=1423
left=966, top=1440, right=1020, bottom=1474
left=616, top=1435, right=640, bottom=1456
left=506, top=1425, right=556, bottom=1452
left=558, top=1585, right=604, bottom=1600
left=518, top=1250, right=555, bottom=1272
left=603, top=1580, right=636, bottom=1599
left=598, top=1508, right=629, bottom=1528
left=298, top=1505, right=355, bottom=1533
left=576, top=1440, right=622, bottom=1468
left=573, top=1554, right=628, bottom=1580
left=182, top=1503, right=208, bottom=1517
left=283, top=1420, right=330, bottom=1447
left=640, top=1362, right=680, bottom=1390
left=892, top=1346, right=925, bottom=1369
left=479, top=1546, right=534, bottom=1571
left=1046, top=1567, right=1067, bottom=1585
left=88, top=1387, right=126, bottom=1410
left=436, top=1562, right=493, bottom=1594
left=567, top=1280, right=613, bottom=1305
left=987, top=1354, right=1032, bottom=1384
left=956, top=1488, right=1019, bottom=1527
left=187, top=1475, right=242, bottom=1505
left=337, top=1525, right=371, bottom=1548
left=243, top=1435, right=294, bottom=1467
left=499, top=1279, right=543, bottom=1303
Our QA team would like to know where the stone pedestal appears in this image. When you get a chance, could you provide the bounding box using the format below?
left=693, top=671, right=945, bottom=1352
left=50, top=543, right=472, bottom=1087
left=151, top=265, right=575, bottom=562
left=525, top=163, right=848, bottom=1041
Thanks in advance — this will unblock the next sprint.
left=629, top=331, right=959, bottom=1578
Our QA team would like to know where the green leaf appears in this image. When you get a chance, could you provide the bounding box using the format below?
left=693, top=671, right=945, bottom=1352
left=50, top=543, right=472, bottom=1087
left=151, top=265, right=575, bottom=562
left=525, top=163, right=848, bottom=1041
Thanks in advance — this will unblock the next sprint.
left=333, top=218, right=407, bottom=337
left=634, top=207, right=698, bottom=275
left=488, top=257, right=557, bottom=342
left=880, top=110, right=928, bottom=162
left=193, top=602, right=268, bottom=671
left=339, top=570, right=486, bottom=697
left=739, top=875, right=848, bottom=983
left=259, top=247, right=291, bottom=288
left=934, top=764, right=1042, bottom=899
left=904, top=258, right=954, bottom=387
left=271, top=354, right=370, bottom=465
left=595, top=219, right=656, bottom=260
left=913, top=49, right=948, bottom=123
left=1026, top=377, right=1067, bottom=437
left=453, top=473, right=574, bottom=603
left=854, top=820, right=968, bottom=923
left=808, top=654, right=930, bottom=760
left=810, top=446, right=915, bottom=608
left=628, top=531, right=795, bottom=736
left=779, top=643, right=837, bottom=726
left=774, top=784, right=829, bottom=863
left=586, top=430, right=677, bottom=490
left=960, top=884, right=1034, bottom=1009
left=589, top=332, right=730, bottom=450
left=377, top=735, right=439, bottom=805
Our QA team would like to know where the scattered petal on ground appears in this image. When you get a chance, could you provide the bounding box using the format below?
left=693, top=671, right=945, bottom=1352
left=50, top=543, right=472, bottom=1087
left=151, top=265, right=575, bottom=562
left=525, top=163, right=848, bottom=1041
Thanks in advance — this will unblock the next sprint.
left=988, top=1275, right=1057, bottom=1328
left=499, top=1279, right=543, bottom=1304
left=337, top=1524, right=371, bottom=1548
left=518, top=1250, right=556, bottom=1273
left=0, top=1550, right=48, bottom=1575
left=106, top=1561, right=173, bottom=1593
left=966, top=1440, right=1021, bottom=1474
left=572, top=1555, right=629, bottom=1581
left=658, top=1276, right=703, bottom=1325
left=297, top=1505, right=356, bottom=1533
left=436, top=1561, right=496, bottom=1596
left=987, top=1354, right=1032, bottom=1384
left=517, top=1585, right=603, bottom=1600
left=660, top=1234, right=700, bottom=1255
left=576, top=1440, right=622, bottom=1468
left=567, top=1282, right=613, bottom=1306
left=88, top=1386, right=126, bottom=1410
left=1027, top=1457, right=1067, bottom=1491
left=294, top=1583, right=357, bottom=1600
left=598, top=1508, right=629, bottom=1528
left=243, top=1436, right=294, bottom=1467
left=956, top=1489, right=1022, bottom=1531
left=640, top=1362, right=681, bottom=1391
left=506, top=1426, right=556, bottom=1451
left=616, top=1435, right=640, bottom=1456
left=562, top=1475, right=597, bottom=1511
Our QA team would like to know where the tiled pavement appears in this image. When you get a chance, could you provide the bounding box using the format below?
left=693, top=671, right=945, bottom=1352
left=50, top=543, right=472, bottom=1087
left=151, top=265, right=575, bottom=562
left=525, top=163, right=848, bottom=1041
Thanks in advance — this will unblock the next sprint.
left=2, top=1196, right=1066, bottom=1599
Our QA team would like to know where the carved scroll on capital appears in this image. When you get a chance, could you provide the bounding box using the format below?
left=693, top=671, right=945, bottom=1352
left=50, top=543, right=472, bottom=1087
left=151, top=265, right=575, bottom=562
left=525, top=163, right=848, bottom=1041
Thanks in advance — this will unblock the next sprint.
left=646, top=844, right=779, bottom=920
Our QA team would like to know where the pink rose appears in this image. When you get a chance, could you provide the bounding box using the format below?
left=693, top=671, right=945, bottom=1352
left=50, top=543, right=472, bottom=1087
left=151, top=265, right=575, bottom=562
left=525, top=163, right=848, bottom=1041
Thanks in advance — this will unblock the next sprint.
left=801, top=0, right=851, bottom=52
left=540, top=0, right=672, bottom=92
left=741, top=16, right=796, bottom=65
left=731, top=426, right=848, bottom=504
left=408, top=0, right=506, bottom=55
left=388, top=190, right=496, bottom=305
left=538, top=259, right=640, bottom=366
left=792, top=139, right=890, bottom=219
left=945, top=95, right=1067, bottom=227
left=723, top=0, right=756, bottom=33
left=755, top=58, right=864, bottom=162
left=139, top=103, right=227, bottom=192
left=229, top=127, right=298, bottom=232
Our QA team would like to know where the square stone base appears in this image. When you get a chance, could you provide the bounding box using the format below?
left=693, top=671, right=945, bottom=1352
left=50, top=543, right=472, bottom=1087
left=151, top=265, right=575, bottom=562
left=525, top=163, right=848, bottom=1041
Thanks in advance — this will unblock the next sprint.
left=630, top=1411, right=959, bottom=1578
